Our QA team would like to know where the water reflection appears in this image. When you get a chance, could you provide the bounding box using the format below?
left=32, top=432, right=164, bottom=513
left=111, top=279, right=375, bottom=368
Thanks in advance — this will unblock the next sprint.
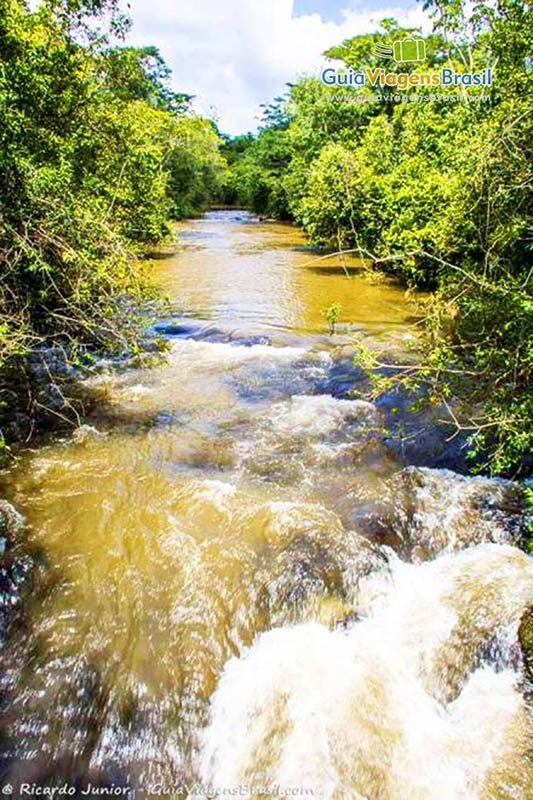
left=152, top=211, right=412, bottom=340
left=0, top=211, right=530, bottom=799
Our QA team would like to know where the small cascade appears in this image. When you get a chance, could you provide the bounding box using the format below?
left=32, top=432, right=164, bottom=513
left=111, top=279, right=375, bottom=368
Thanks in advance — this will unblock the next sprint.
left=199, top=545, right=533, bottom=800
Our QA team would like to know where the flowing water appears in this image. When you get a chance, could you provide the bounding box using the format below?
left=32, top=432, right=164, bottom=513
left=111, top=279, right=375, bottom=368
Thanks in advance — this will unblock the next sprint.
left=0, top=211, right=532, bottom=799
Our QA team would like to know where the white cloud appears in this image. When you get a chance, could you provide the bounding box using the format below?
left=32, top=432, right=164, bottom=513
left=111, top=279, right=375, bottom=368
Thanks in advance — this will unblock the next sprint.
left=126, top=0, right=431, bottom=134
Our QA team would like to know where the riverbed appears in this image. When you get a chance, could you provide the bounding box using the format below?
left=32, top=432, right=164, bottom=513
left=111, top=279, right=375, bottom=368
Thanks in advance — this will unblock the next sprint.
left=0, top=211, right=531, bottom=799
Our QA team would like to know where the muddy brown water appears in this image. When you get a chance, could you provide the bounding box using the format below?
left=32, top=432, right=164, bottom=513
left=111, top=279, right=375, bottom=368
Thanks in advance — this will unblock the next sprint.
left=0, top=211, right=531, bottom=799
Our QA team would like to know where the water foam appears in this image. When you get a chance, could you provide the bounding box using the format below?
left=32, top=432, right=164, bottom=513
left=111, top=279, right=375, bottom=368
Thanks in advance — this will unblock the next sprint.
left=169, top=338, right=309, bottom=368
left=387, top=467, right=525, bottom=558
left=270, top=394, right=377, bottom=437
left=198, top=544, right=533, bottom=799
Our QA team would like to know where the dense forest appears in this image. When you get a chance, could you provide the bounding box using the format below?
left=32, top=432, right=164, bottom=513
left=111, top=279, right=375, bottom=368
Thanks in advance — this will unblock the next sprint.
left=1, top=0, right=532, bottom=478
left=0, top=0, right=228, bottom=445
left=221, top=2, right=533, bottom=477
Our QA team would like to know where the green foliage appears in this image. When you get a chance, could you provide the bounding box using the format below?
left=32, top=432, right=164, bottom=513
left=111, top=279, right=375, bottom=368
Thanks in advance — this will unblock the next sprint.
left=219, top=102, right=293, bottom=217
left=0, top=0, right=227, bottom=445
left=166, top=117, right=229, bottom=218
left=524, top=487, right=533, bottom=554
left=228, top=9, right=533, bottom=476
left=100, top=46, right=193, bottom=112
left=229, top=127, right=292, bottom=217
left=323, top=303, right=343, bottom=334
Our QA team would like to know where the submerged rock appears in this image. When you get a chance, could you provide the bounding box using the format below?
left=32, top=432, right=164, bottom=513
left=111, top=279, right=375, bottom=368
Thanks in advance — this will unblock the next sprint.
left=72, top=424, right=106, bottom=444
left=366, top=466, right=527, bottom=560
left=152, top=321, right=196, bottom=337
left=0, top=499, right=31, bottom=639
left=0, top=499, right=25, bottom=540
left=519, top=607, right=533, bottom=683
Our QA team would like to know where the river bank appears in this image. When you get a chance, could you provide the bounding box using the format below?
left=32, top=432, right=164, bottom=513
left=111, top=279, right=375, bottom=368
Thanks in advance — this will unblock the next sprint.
left=0, top=210, right=532, bottom=798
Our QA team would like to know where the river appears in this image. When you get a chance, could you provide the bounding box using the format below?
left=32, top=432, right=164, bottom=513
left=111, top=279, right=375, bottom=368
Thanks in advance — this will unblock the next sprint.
left=0, top=211, right=532, bottom=799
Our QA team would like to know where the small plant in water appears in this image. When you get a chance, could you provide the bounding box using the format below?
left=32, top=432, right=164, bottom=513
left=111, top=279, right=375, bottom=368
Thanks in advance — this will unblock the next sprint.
left=323, top=303, right=343, bottom=334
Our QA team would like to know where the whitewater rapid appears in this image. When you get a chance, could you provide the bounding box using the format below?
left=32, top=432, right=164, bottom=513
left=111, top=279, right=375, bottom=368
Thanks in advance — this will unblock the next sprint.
left=199, top=545, right=533, bottom=800
left=2, top=212, right=531, bottom=798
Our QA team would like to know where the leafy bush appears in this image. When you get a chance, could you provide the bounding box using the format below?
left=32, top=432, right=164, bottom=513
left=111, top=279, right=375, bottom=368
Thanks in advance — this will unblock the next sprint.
left=0, top=0, right=227, bottom=445
left=227, top=6, right=533, bottom=475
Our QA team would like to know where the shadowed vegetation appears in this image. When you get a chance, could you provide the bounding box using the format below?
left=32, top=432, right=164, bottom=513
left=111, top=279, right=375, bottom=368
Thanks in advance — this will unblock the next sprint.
left=222, top=6, right=533, bottom=476
left=0, top=0, right=228, bottom=449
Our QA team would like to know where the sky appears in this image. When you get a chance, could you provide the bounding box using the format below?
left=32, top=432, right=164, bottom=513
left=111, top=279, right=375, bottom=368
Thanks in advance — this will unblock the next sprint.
left=126, top=0, right=431, bottom=135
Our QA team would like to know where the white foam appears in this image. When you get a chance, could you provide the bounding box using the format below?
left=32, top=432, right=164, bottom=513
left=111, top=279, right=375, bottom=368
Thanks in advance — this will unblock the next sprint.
left=270, top=394, right=377, bottom=437
left=198, top=544, right=533, bottom=799
left=396, top=467, right=521, bottom=556
left=169, top=338, right=308, bottom=368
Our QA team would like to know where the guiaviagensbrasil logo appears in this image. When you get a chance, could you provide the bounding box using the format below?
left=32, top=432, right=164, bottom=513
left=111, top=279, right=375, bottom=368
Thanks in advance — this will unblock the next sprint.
left=321, top=35, right=493, bottom=89
left=374, top=36, right=426, bottom=63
